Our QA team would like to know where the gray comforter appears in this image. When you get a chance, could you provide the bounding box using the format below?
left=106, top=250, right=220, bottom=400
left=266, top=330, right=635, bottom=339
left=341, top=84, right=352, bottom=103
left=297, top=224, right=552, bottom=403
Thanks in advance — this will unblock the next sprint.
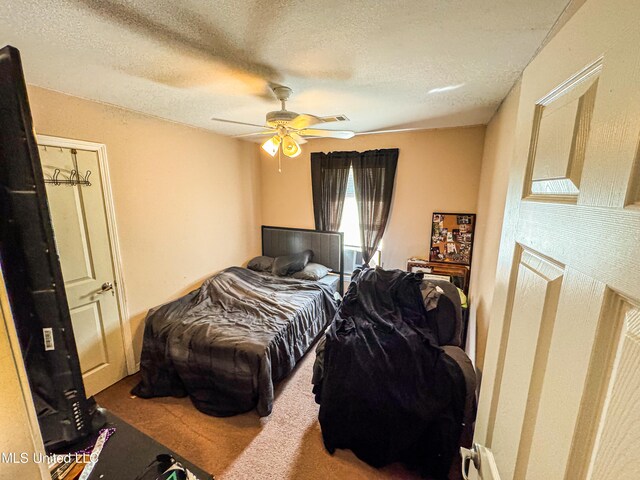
left=131, top=267, right=337, bottom=416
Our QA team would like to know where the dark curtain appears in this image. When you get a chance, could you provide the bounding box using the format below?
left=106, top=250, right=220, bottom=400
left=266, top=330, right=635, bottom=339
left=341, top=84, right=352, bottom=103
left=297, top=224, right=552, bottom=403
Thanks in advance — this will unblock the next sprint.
left=352, top=148, right=399, bottom=266
left=311, top=151, right=357, bottom=231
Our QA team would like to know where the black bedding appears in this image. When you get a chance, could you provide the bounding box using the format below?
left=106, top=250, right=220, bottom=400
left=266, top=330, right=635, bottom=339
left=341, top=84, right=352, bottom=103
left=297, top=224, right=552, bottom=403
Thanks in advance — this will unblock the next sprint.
left=132, top=266, right=337, bottom=417
left=313, top=267, right=466, bottom=479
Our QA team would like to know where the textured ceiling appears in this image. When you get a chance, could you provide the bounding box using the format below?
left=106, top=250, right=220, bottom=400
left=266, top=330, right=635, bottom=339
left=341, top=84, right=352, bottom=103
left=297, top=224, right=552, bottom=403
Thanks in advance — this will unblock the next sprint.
left=1, top=0, right=569, bottom=137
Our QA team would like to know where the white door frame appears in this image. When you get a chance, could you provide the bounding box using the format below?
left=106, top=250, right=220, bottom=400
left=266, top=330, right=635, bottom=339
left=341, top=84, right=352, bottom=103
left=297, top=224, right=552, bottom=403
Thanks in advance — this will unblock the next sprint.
left=36, top=134, right=136, bottom=376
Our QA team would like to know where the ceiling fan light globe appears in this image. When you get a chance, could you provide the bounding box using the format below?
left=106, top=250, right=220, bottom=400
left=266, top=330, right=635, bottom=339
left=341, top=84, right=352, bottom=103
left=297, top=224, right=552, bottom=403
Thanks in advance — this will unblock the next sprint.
left=282, top=135, right=301, bottom=158
left=261, top=135, right=281, bottom=157
left=286, top=147, right=302, bottom=158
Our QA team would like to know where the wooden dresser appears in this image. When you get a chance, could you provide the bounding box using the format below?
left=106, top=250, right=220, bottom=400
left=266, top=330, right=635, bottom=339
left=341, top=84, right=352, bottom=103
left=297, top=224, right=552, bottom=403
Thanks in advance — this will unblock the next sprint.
left=407, top=259, right=470, bottom=294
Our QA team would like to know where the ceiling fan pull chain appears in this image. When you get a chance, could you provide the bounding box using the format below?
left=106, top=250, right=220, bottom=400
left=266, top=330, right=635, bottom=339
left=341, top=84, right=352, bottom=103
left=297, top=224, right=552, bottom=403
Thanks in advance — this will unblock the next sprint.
left=278, top=148, right=282, bottom=173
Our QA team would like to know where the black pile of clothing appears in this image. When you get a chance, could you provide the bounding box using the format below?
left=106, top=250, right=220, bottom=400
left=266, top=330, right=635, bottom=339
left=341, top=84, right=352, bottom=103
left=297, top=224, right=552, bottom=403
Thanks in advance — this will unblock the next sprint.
left=312, top=267, right=476, bottom=479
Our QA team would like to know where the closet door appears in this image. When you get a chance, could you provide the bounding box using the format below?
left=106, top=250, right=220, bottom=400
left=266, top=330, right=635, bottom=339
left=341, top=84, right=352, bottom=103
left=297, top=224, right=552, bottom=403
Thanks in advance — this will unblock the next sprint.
left=40, top=142, right=128, bottom=396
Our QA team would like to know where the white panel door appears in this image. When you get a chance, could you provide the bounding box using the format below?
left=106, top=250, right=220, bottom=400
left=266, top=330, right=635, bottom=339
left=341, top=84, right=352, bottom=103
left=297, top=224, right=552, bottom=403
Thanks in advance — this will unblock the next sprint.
left=468, top=0, right=640, bottom=478
left=39, top=144, right=127, bottom=396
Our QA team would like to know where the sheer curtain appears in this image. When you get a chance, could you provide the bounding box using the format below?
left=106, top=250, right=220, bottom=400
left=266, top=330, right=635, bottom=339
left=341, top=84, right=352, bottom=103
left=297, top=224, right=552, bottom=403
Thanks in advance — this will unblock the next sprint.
left=310, top=151, right=358, bottom=231
left=352, top=148, right=399, bottom=266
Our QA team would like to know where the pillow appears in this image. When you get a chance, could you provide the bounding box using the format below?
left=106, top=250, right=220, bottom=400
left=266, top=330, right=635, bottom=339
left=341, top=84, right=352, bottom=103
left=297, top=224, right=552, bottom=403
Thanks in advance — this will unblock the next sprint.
left=272, top=250, right=313, bottom=276
left=247, top=255, right=274, bottom=272
left=291, top=262, right=330, bottom=281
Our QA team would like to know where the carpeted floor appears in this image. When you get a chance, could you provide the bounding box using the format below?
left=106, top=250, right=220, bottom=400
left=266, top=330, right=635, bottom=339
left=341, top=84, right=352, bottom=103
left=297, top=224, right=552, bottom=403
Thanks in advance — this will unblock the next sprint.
left=96, top=350, right=463, bottom=479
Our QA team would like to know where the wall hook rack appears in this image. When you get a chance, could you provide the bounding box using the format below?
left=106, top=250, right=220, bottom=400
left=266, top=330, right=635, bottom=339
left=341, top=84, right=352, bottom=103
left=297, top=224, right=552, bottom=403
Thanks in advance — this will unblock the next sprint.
left=44, top=148, right=92, bottom=187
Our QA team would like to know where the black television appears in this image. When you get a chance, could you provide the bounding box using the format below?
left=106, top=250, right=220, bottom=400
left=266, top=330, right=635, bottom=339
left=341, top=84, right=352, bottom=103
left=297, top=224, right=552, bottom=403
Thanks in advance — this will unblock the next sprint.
left=0, top=45, right=105, bottom=452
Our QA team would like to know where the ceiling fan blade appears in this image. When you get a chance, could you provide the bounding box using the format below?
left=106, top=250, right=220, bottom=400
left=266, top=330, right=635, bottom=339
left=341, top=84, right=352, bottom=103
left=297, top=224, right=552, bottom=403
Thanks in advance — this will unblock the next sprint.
left=299, top=128, right=355, bottom=139
left=289, top=132, right=308, bottom=145
left=233, top=130, right=276, bottom=138
left=211, top=117, right=269, bottom=129
left=289, top=114, right=323, bottom=130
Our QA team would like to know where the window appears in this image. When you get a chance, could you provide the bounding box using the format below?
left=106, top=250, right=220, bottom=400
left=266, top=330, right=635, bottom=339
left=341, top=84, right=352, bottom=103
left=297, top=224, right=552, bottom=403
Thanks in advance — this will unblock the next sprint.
left=339, top=168, right=381, bottom=273
left=339, top=168, right=360, bottom=248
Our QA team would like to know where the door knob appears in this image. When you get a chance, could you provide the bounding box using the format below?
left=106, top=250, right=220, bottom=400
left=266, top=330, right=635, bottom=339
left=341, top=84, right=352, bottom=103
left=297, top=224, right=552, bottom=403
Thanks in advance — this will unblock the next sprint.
left=97, top=282, right=114, bottom=294
left=461, top=444, right=481, bottom=480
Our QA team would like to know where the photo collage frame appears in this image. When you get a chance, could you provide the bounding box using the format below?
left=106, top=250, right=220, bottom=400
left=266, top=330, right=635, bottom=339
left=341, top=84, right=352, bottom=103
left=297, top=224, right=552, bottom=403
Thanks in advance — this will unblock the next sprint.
left=429, top=212, right=476, bottom=266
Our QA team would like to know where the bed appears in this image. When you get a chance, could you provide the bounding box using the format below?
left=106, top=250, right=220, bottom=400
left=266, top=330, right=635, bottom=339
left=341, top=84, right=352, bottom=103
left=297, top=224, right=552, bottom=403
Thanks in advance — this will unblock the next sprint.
left=131, top=226, right=343, bottom=417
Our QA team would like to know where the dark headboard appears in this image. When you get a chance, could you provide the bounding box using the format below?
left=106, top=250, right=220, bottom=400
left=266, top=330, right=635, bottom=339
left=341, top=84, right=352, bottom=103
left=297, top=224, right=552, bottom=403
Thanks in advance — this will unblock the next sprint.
left=261, top=225, right=344, bottom=293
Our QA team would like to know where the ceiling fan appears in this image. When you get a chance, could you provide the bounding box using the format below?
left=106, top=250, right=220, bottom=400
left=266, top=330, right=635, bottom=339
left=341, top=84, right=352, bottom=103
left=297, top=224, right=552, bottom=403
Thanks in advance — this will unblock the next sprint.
left=211, top=85, right=355, bottom=161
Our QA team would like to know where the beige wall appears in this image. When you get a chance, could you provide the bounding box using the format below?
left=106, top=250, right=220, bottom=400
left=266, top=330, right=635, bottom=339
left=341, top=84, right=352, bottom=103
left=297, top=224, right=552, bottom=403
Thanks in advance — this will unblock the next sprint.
left=0, top=275, right=48, bottom=480
left=467, top=82, right=521, bottom=369
left=27, top=86, right=262, bottom=362
left=260, top=127, right=486, bottom=270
